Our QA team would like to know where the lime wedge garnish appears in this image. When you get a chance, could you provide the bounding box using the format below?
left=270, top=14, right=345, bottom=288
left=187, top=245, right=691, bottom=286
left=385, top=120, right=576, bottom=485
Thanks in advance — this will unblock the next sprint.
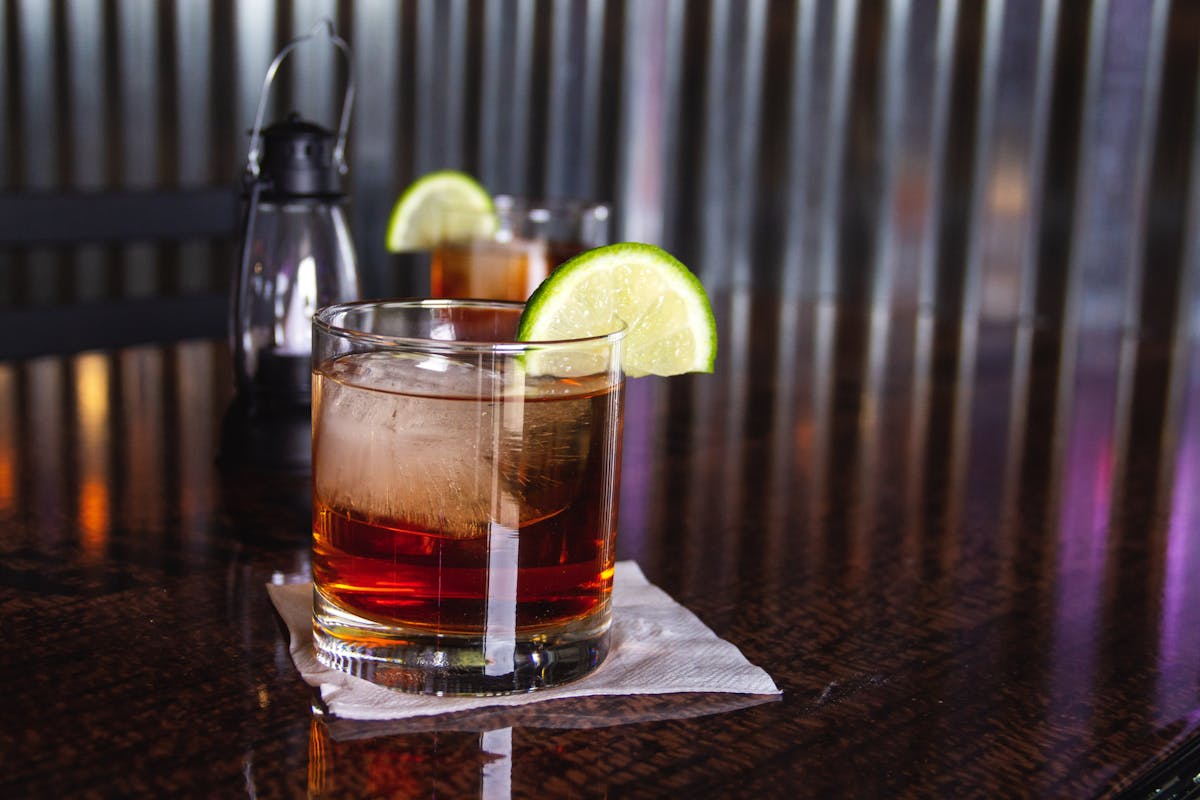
left=385, top=170, right=497, bottom=251
left=516, top=242, right=717, bottom=378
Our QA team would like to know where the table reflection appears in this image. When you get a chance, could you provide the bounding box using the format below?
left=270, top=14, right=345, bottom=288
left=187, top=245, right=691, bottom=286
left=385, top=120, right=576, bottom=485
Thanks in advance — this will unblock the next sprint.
left=304, top=689, right=779, bottom=799
left=1, top=284, right=1198, bottom=794
left=309, top=719, right=513, bottom=799
left=74, top=353, right=111, bottom=558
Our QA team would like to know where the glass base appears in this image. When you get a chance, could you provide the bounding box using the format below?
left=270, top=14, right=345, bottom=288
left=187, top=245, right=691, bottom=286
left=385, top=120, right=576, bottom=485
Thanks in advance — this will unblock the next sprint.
left=312, top=588, right=611, bottom=696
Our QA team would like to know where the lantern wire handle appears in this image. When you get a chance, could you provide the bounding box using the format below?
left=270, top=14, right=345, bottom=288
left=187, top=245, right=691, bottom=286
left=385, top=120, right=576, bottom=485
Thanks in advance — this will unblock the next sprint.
left=244, top=18, right=356, bottom=178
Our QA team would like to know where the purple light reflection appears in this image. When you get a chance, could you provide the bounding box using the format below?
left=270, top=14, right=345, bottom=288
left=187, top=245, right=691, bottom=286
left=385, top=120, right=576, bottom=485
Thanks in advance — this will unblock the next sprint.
left=1157, top=346, right=1200, bottom=723
left=1055, top=374, right=1116, bottom=605
left=616, top=377, right=658, bottom=566
left=1049, top=335, right=1121, bottom=727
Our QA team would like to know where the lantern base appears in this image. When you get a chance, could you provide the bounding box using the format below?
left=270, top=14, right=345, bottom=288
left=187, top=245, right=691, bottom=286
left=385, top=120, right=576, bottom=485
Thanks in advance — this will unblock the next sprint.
left=217, top=395, right=311, bottom=474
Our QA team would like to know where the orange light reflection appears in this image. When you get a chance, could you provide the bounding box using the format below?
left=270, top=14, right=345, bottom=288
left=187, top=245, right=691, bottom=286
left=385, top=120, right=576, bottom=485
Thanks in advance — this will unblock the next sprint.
left=75, top=353, right=112, bottom=558
left=79, top=478, right=110, bottom=552
left=0, top=365, right=14, bottom=512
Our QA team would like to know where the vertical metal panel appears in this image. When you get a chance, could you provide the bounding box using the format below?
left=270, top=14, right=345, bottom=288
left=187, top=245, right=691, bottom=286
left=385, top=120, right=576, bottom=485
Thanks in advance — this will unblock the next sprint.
left=1139, top=1, right=1200, bottom=347
left=1182, top=40, right=1200, bottom=345
left=543, top=0, right=612, bottom=202
left=65, top=0, right=108, bottom=302
left=235, top=0, right=277, bottom=170
left=508, top=0, right=535, bottom=192
left=478, top=0, right=536, bottom=193
left=116, top=0, right=158, bottom=188
left=0, top=0, right=8, bottom=189
left=16, top=0, right=57, bottom=188
left=721, top=1, right=767, bottom=288
left=794, top=1, right=831, bottom=296
left=698, top=0, right=732, bottom=283
left=816, top=0, right=859, bottom=300
left=115, top=0, right=160, bottom=298
left=477, top=0, right=506, bottom=190
left=780, top=0, right=816, bottom=297
left=414, top=0, right=468, bottom=173
left=175, top=1, right=214, bottom=295
left=1065, top=0, right=1157, bottom=333
left=350, top=0, right=401, bottom=290
left=648, top=0, right=686, bottom=246
left=175, top=0, right=212, bottom=185
left=446, top=0, right=468, bottom=170
left=169, top=2, right=208, bottom=298
left=615, top=0, right=683, bottom=245
left=290, top=0, right=339, bottom=131
left=1120, top=0, right=1171, bottom=334
left=579, top=0, right=608, bottom=201
left=917, top=0, right=960, bottom=311
left=870, top=0, right=912, bottom=314
left=15, top=0, right=59, bottom=305
left=976, top=0, right=1038, bottom=323
left=66, top=0, right=106, bottom=189
left=1017, top=0, right=1062, bottom=323
left=545, top=1, right=583, bottom=198
left=886, top=0, right=941, bottom=311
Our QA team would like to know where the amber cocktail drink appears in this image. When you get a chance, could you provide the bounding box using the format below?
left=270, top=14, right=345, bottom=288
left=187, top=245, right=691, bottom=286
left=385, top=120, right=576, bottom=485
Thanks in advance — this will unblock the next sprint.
left=430, top=197, right=609, bottom=302
left=311, top=300, right=624, bottom=695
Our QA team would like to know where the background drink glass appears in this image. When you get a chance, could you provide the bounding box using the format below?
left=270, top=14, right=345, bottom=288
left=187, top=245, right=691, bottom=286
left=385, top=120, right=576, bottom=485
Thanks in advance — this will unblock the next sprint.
left=311, top=299, right=625, bottom=695
left=430, top=197, right=609, bottom=301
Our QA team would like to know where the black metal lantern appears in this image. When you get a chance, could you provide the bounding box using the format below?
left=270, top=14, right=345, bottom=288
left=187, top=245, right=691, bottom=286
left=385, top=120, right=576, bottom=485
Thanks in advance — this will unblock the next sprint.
left=231, top=20, right=360, bottom=409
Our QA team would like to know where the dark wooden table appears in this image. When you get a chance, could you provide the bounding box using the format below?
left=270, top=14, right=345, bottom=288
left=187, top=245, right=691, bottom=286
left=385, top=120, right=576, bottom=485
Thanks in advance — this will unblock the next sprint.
left=3, top=288, right=1199, bottom=798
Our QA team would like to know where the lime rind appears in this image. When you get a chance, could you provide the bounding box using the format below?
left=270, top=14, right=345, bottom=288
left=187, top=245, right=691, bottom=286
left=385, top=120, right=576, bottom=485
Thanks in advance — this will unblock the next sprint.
left=517, top=242, right=717, bottom=378
left=385, top=170, right=497, bottom=252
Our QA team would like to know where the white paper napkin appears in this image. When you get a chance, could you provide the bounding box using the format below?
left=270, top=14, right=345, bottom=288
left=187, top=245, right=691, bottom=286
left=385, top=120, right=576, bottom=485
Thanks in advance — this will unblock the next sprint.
left=267, top=561, right=780, bottom=721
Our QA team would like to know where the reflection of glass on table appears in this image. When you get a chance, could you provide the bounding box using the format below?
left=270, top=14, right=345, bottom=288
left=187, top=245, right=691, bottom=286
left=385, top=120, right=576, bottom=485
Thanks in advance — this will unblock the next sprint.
left=310, top=299, right=625, bottom=695
left=308, top=717, right=509, bottom=798
left=431, top=197, right=609, bottom=301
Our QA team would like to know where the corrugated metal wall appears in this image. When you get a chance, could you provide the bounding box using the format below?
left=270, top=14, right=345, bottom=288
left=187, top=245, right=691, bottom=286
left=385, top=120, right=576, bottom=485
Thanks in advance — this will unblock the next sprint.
left=0, top=0, right=1197, bottom=340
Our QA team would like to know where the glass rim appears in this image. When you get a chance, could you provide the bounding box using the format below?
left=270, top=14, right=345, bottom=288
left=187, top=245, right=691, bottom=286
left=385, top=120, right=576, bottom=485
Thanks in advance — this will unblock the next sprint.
left=492, top=195, right=610, bottom=215
left=438, top=195, right=610, bottom=221
left=313, top=298, right=627, bottom=353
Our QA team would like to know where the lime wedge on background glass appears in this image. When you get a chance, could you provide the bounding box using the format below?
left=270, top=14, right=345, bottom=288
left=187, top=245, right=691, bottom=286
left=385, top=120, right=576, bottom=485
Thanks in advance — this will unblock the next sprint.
left=516, top=242, right=717, bottom=378
left=385, top=170, right=497, bottom=251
